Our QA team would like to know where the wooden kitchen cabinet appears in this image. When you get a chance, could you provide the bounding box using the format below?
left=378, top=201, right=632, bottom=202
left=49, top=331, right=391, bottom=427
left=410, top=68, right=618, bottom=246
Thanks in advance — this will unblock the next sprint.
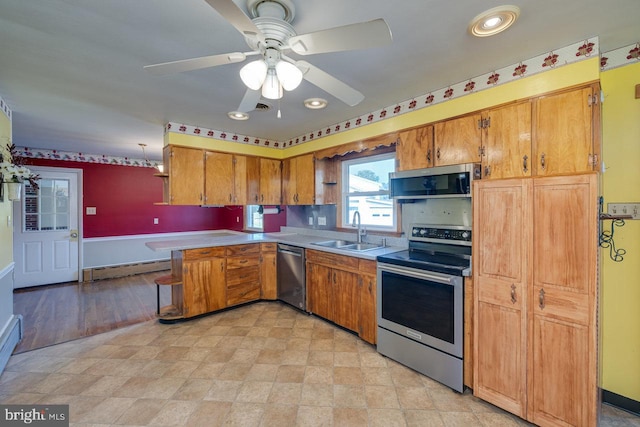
left=473, top=178, right=530, bottom=417
left=259, top=158, right=282, bottom=205
left=533, top=84, right=601, bottom=176
left=314, top=157, right=338, bottom=205
left=480, top=101, right=532, bottom=179
left=246, top=156, right=261, bottom=205
left=358, top=259, right=377, bottom=344
left=434, top=113, right=482, bottom=166
left=260, top=243, right=277, bottom=300
left=473, top=173, right=598, bottom=426
left=164, top=145, right=204, bottom=205
left=225, top=244, right=261, bottom=306
left=306, top=249, right=377, bottom=344
left=181, top=247, right=226, bottom=317
left=283, top=154, right=315, bottom=205
left=397, top=125, right=434, bottom=171
left=205, top=152, right=251, bottom=205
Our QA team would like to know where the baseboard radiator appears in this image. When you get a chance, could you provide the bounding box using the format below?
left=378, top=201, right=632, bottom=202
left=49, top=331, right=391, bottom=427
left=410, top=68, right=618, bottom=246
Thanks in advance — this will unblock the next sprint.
left=0, top=315, right=23, bottom=375
left=82, top=259, right=170, bottom=282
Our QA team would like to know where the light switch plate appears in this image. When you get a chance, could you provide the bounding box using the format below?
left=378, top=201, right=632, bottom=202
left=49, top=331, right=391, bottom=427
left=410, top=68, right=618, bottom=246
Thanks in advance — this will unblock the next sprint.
left=318, top=216, right=327, bottom=226
left=86, top=207, right=97, bottom=215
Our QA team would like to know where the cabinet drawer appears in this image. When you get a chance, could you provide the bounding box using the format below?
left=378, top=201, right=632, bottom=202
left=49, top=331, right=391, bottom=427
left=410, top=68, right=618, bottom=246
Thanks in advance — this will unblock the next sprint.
left=226, top=255, right=260, bottom=269
left=261, top=242, right=277, bottom=252
left=183, top=247, right=225, bottom=261
left=227, top=281, right=261, bottom=306
left=359, top=259, right=377, bottom=275
left=226, top=244, right=260, bottom=257
left=226, top=265, right=260, bottom=285
left=306, top=249, right=359, bottom=271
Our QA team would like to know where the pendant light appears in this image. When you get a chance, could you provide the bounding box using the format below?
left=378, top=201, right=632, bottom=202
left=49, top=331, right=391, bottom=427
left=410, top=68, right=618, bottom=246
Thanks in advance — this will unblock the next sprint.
left=261, top=68, right=283, bottom=100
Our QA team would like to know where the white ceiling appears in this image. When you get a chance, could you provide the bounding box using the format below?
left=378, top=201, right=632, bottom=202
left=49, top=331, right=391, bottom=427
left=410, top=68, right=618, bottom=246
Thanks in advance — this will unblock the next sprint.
left=0, top=0, right=638, bottom=161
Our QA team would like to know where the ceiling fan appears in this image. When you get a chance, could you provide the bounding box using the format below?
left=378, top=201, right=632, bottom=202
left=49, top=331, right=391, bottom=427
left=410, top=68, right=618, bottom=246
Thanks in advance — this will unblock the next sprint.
left=144, top=0, right=392, bottom=116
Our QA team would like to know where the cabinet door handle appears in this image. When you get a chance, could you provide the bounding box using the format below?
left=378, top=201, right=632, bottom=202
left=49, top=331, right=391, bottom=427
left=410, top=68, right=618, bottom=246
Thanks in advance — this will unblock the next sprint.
left=261, top=194, right=264, bottom=203
left=426, top=149, right=431, bottom=163
left=511, top=284, right=517, bottom=304
left=255, top=194, right=259, bottom=203
left=484, top=165, right=491, bottom=177
left=539, top=288, right=545, bottom=309
left=540, top=153, right=546, bottom=170
left=523, top=155, right=529, bottom=173
left=333, top=272, right=337, bottom=283
left=239, top=259, right=248, bottom=264
left=229, top=194, right=232, bottom=202
left=436, top=147, right=441, bottom=160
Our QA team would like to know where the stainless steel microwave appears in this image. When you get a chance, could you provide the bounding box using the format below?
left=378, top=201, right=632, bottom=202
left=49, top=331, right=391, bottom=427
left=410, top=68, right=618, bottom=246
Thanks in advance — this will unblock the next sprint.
left=389, top=163, right=481, bottom=200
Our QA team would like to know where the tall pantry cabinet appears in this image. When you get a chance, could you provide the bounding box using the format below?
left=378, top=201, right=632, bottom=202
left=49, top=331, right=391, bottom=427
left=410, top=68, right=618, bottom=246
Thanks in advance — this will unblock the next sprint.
left=473, top=173, right=599, bottom=427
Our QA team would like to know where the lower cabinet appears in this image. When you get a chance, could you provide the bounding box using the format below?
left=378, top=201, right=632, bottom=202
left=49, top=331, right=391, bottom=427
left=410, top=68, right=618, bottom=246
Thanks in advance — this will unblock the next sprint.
left=306, top=249, right=377, bottom=344
left=181, top=247, right=226, bottom=318
left=260, top=243, right=277, bottom=300
left=225, top=244, right=261, bottom=306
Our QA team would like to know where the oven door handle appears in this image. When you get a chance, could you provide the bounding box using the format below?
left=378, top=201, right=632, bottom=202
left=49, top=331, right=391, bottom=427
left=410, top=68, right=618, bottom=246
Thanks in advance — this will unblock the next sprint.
left=378, top=263, right=457, bottom=285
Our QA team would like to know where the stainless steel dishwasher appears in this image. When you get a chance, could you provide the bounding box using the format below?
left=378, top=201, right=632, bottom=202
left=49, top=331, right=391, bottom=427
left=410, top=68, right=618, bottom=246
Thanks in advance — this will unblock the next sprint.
left=277, top=244, right=306, bottom=311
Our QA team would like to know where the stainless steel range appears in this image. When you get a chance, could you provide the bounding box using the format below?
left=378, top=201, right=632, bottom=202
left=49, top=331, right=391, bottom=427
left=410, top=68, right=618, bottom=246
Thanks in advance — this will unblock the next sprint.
left=376, top=224, right=471, bottom=393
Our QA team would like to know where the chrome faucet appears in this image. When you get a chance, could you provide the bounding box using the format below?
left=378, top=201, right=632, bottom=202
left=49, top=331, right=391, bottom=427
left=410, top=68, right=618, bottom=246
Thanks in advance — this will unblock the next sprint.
left=351, top=210, right=366, bottom=243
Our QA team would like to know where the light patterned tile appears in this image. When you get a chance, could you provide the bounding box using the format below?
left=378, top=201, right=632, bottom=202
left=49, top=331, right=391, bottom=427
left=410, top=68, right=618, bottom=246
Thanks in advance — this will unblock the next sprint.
left=267, top=382, right=302, bottom=405
left=236, top=381, right=274, bottom=403
left=261, top=404, right=299, bottom=427
left=115, top=398, right=167, bottom=425
left=171, top=378, right=213, bottom=401
left=334, top=407, right=369, bottom=426
left=148, top=399, right=199, bottom=426
left=77, top=396, right=136, bottom=424
left=368, top=408, right=407, bottom=427
left=297, top=405, right=333, bottom=426
left=186, top=401, right=233, bottom=427
left=365, top=385, right=401, bottom=409
left=333, top=384, right=366, bottom=408
left=204, top=380, right=242, bottom=402
left=300, top=383, right=334, bottom=407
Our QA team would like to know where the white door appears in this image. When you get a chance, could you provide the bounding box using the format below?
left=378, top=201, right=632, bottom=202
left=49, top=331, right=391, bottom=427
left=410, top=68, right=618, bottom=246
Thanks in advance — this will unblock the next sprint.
left=13, top=167, right=81, bottom=288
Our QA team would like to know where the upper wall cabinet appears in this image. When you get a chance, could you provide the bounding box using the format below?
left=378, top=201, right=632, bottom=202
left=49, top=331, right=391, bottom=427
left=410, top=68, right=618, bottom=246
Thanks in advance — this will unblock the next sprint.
left=533, top=84, right=601, bottom=176
left=480, top=101, right=532, bottom=179
left=163, top=145, right=204, bottom=205
left=205, top=152, right=250, bottom=205
left=434, top=113, right=482, bottom=167
left=397, top=125, right=434, bottom=171
left=259, top=158, right=282, bottom=205
left=283, top=154, right=315, bottom=205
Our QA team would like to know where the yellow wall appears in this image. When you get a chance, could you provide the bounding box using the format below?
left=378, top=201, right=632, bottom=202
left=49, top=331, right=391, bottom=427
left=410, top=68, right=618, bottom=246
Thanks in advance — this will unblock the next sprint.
left=168, top=58, right=601, bottom=158
left=600, top=62, right=640, bottom=401
left=0, top=112, right=12, bottom=266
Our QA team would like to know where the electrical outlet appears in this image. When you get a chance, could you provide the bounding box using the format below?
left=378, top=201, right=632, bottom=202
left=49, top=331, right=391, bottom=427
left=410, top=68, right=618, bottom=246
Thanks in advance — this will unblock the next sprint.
left=318, top=216, right=327, bottom=226
left=153, top=218, right=159, bottom=225
left=308, top=217, right=314, bottom=225
left=607, top=203, right=640, bottom=219
left=86, top=207, right=97, bottom=215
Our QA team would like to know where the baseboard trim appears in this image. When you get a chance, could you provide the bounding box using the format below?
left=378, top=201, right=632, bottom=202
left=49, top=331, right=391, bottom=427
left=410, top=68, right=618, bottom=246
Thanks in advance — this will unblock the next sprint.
left=82, top=260, right=170, bottom=282
left=602, top=389, right=640, bottom=416
left=0, top=315, right=23, bottom=375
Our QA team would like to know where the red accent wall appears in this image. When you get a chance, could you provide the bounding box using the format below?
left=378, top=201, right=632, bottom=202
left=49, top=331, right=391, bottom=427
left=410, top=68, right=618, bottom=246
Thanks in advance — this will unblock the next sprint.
left=23, top=158, right=245, bottom=238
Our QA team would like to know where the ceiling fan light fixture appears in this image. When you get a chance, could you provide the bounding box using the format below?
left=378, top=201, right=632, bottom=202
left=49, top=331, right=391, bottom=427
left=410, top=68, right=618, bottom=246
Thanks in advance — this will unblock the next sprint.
left=276, top=61, right=303, bottom=91
left=469, top=5, right=520, bottom=37
left=261, top=68, right=283, bottom=99
left=239, top=60, right=268, bottom=90
left=228, top=111, right=250, bottom=120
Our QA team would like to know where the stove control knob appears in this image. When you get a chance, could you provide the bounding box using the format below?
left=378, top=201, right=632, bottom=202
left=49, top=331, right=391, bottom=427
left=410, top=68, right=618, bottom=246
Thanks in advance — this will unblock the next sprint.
left=462, top=231, right=470, bottom=239
left=419, top=229, right=427, bottom=235
left=412, top=228, right=419, bottom=235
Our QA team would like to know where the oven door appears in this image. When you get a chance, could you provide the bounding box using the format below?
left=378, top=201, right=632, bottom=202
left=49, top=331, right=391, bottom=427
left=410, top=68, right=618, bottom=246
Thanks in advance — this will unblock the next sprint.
left=377, top=262, right=463, bottom=358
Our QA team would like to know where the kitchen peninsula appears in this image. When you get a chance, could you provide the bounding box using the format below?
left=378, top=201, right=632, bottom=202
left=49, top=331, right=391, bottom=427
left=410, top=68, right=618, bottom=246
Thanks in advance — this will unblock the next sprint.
left=146, top=228, right=405, bottom=345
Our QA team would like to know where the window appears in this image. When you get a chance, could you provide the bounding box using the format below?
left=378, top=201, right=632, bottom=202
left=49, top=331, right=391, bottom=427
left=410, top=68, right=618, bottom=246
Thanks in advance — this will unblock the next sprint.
left=341, top=153, right=396, bottom=231
left=246, top=205, right=263, bottom=231
left=24, top=178, right=70, bottom=232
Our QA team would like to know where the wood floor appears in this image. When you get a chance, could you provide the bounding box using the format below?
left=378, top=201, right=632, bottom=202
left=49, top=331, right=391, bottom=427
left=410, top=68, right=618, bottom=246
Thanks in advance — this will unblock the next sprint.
left=12, top=271, right=171, bottom=354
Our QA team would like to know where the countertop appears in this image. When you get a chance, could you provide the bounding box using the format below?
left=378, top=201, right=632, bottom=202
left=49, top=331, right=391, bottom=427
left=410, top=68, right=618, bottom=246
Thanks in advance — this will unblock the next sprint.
left=145, top=228, right=407, bottom=260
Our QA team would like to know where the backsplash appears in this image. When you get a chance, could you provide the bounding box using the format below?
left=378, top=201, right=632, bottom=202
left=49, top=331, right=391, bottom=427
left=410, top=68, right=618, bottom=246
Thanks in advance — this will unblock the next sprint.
left=286, top=205, right=337, bottom=230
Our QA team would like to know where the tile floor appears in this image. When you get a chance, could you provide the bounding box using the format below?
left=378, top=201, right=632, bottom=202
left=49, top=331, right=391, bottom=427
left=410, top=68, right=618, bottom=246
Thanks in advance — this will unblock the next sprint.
left=1, top=302, right=638, bottom=426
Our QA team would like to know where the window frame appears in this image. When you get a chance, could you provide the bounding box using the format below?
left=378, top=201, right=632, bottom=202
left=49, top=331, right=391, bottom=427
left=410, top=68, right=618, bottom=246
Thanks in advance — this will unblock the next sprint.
left=245, top=205, right=264, bottom=231
left=340, top=152, right=397, bottom=232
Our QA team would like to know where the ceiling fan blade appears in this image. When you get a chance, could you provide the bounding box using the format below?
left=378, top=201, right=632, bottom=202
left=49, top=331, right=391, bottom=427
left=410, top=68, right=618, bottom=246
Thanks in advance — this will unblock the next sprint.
left=296, top=61, right=364, bottom=106
left=289, top=18, right=392, bottom=56
left=204, top=0, right=265, bottom=44
left=237, top=88, right=261, bottom=113
left=144, top=52, right=247, bottom=75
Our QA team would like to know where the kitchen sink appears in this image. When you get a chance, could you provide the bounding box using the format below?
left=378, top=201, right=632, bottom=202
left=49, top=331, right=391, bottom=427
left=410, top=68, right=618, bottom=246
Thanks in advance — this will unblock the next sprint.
left=311, top=240, right=383, bottom=252
left=312, top=240, right=358, bottom=248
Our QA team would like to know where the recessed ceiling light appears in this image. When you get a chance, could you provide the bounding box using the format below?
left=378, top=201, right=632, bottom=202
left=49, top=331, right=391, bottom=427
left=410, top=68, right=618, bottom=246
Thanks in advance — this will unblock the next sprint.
left=469, top=5, right=520, bottom=37
left=228, top=111, right=249, bottom=120
left=304, top=98, right=328, bottom=109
